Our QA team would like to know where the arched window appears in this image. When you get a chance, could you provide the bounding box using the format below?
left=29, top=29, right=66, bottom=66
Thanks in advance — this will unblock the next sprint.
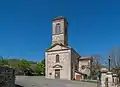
left=55, top=23, right=61, bottom=34
left=56, top=54, right=60, bottom=63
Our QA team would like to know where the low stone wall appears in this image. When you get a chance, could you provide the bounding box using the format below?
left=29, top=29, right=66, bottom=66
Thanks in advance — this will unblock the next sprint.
left=100, top=68, right=119, bottom=87
left=0, top=66, right=15, bottom=87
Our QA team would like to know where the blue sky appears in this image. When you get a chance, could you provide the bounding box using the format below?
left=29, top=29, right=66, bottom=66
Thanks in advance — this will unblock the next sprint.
left=0, top=0, right=120, bottom=63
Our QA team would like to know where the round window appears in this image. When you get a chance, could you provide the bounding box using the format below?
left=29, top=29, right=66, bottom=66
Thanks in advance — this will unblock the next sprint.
left=81, top=65, right=85, bottom=70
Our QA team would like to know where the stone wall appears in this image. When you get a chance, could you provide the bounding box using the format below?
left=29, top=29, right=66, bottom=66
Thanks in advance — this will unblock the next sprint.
left=0, top=66, right=15, bottom=87
left=100, top=68, right=119, bottom=87
left=71, top=49, right=80, bottom=79
left=45, top=49, right=71, bottom=80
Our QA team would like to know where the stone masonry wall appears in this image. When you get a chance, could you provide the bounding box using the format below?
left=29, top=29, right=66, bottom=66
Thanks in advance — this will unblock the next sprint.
left=45, top=50, right=71, bottom=80
left=0, top=66, right=15, bottom=87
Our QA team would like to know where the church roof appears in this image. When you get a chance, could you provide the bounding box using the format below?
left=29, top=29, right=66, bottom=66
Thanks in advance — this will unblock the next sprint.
left=45, top=43, right=71, bottom=52
left=75, top=70, right=86, bottom=75
left=79, top=56, right=93, bottom=60
left=71, top=48, right=81, bottom=57
left=46, top=44, right=92, bottom=61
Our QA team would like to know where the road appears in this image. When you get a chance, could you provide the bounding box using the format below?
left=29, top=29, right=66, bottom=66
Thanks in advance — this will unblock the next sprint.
left=15, top=76, right=97, bottom=87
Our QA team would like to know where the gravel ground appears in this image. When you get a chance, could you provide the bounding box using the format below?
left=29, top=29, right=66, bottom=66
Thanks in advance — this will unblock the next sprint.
left=15, top=76, right=97, bottom=87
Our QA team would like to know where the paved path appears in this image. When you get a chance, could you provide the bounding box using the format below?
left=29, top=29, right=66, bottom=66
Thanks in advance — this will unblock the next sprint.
left=15, top=76, right=97, bottom=87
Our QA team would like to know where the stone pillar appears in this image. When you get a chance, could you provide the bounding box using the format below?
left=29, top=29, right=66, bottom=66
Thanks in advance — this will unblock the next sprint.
left=112, top=74, right=118, bottom=87
left=100, top=68, right=108, bottom=87
left=101, top=72, right=107, bottom=87
left=107, top=72, right=113, bottom=87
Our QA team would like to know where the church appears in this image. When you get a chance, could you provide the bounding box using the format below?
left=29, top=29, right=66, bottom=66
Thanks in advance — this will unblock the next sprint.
left=45, top=16, right=93, bottom=80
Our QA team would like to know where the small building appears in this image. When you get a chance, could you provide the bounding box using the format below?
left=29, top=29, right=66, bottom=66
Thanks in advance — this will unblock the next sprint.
left=75, top=56, right=93, bottom=80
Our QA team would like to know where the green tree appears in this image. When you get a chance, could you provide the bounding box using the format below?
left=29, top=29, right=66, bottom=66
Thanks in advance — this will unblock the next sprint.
left=41, top=59, right=45, bottom=64
left=0, top=57, right=9, bottom=66
left=17, top=59, right=31, bottom=74
left=36, top=60, right=45, bottom=76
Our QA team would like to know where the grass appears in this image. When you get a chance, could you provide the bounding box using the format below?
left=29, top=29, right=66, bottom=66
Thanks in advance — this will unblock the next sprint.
left=80, top=79, right=97, bottom=83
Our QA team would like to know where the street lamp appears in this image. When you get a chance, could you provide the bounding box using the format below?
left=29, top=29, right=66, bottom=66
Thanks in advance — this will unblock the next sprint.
left=108, top=56, right=111, bottom=71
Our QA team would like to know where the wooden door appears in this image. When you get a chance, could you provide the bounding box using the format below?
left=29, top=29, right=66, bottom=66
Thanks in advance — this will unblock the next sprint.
left=55, top=69, right=60, bottom=79
left=76, top=75, right=81, bottom=80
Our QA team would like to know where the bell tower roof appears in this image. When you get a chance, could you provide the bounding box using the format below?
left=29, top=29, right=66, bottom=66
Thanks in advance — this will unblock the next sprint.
left=52, top=16, right=68, bottom=24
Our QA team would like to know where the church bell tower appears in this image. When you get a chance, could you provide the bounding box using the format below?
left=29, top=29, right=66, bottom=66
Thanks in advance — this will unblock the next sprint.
left=52, top=16, right=68, bottom=46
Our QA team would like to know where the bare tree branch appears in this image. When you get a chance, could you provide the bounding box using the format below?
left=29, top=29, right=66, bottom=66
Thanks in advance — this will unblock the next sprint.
left=110, top=47, right=120, bottom=69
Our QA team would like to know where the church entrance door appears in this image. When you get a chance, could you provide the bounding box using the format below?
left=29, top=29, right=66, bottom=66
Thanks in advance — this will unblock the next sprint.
left=55, top=69, right=60, bottom=79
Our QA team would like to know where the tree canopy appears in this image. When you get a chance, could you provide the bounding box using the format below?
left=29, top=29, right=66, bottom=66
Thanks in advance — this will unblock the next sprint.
left=0, top=58, right=9, bottom=66
left=17, top=59, right=31, bottom=72
left=35, top=60, right=45, bottom=76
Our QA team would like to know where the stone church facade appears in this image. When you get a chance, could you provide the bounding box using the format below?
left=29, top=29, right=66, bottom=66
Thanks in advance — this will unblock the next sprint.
left=45, top=16, right=92, bottom=80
